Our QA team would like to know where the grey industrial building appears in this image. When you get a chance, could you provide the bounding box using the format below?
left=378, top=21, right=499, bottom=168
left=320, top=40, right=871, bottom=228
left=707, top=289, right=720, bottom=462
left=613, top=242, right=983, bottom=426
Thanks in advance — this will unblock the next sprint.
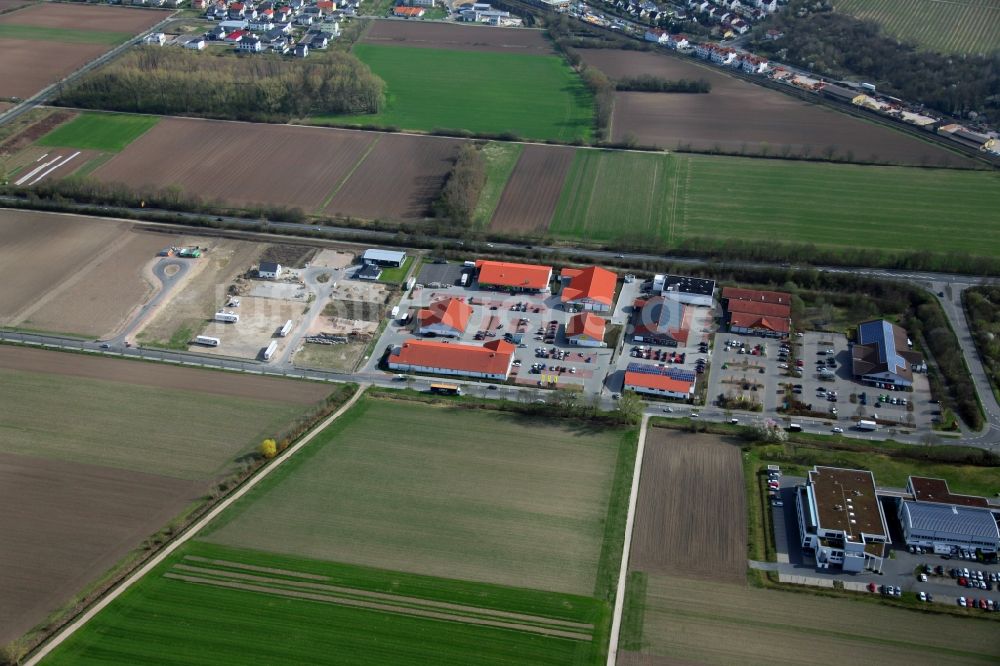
left=897, top=476, right=1000, bottom=554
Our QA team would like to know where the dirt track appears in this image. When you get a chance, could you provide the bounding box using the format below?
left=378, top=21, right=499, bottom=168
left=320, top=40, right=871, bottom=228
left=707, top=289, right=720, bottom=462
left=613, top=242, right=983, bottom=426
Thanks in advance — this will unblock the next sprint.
left=363, top=20, right=553, bottom=54
left=0, top=2, right=168, bottom=32
left=94, top=118, right=377, bottom=211
left=325, top=133, right=461, bottom=220
left=0, top=451, right=201, bottom=645
left=582, top=50, right=972, bottom=167
left=0, top=345, right=331, bottom=405
left=630, top=428, right=746, bottom=584
left=489, top=144, right=574, bottom=233
left=0, top=38, right=107, bottom=98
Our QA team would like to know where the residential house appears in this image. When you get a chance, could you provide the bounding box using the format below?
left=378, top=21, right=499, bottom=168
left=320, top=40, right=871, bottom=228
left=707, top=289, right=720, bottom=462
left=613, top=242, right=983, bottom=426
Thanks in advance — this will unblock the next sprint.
left=143, top=32, right=166, bottom=45
left=756, top=0, right=776, bottom=12
left=192, top=0, right=208, bottom=9
left=269, top=35, right=290, bottom=53
left=710, top=46, right=736, bottom=65
left=644, top=27, right=669, bottom=44
left=765, top=28, right=783, bottom=40
left=206, top=25, right=227, bottom=40
left=228, top=2, right=247, bottom=18
left=294, top=42, right=309, bottom=57
left=667, top=33, right=689, bottom=49
left=248, top=17, right=274, bottom=30
left=274, top=6, right=291, bottom=21
left=731, top=17, right=748, bottom=33
left=225, top=29, right=246, bottom=42
left=237, top=34, right=264, bottom=52
left=406, top=0, right=437, bottom=5
left=258, top=262, right=282, bottom=279
left=184, top=37, right=207, bottom=50
left=393, top=6, right=425, bottom=16
left=317, top=0, right=336, bottom=10
left=309, top=33, right=330, bottom=49
left=295, top=13, right=313, bottom=25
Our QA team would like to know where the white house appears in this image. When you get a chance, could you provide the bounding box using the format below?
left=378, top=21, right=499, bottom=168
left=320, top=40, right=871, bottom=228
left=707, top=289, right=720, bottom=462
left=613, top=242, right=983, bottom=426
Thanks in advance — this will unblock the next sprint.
left=294, top=42, right=309, bottom=57
left=258, top=261, right=282, bottom=279
left=644, top=28, right=669, bottom=44
left=667, top=34, right=689, bottom=49
left=184, top=37, right=207, bottom=50
left=143, top=32, right=166, bottom=46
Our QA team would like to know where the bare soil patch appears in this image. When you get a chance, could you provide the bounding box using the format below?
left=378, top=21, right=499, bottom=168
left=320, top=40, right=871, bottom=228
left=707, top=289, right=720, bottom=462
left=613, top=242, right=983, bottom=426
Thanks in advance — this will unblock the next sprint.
left=489, top=144, right=574, bottom=233
left=0, top=0, right=35, bottom=12
left=363, top=20, right=553, bottom=54
left=0, top=451, right=201, bottom=645
left=0, top=209, right=125, bottom=323
left=630, top=429, right=746, bottom=584
left=294, top=341, right=366, bottom=373
left=0, top=38, right=107, bottom=98
left=309, top=248, right=354, bottom=269
left=0, top=345, right=329, bottom=405
left=0, top=108, right=71, bottom=156
left=581, top=49, right=971, bottom=167
left=196, top=295, right=302, bottom=360
left=325, top=133, right=461, bottom=220
left=94, top=118, right=377, bottom=210
left=259, top=244, right=317, bottom=269
left=23, top=230, right=168, bottom=338
left=0, top=2, right=168, bottom=33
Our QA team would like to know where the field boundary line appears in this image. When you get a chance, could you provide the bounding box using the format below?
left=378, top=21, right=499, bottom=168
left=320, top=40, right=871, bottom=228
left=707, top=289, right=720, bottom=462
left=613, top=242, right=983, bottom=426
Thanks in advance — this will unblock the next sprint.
left=315, top=134, right=382, bottom=213
left=25, top=384, right=368, bottom=665
left=606, top=413, right=649, bottom=666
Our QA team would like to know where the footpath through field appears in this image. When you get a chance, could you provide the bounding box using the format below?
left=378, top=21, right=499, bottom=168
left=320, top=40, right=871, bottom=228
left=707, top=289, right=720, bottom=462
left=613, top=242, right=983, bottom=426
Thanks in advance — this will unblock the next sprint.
left=24, top=384, right=368, bottom=666
left=606, top=413, right=649, bottom=666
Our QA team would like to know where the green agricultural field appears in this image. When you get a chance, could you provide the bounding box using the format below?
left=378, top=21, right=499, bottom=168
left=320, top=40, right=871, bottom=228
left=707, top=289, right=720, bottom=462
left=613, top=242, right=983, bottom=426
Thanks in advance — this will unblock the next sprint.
left=834, top=0, right=1000, bottom=54
left=622, top=573, right=1000, bottom=663
left=0, top=24, right=132, bottom=45
left=541, top=152, right=1000, bottom=257
left=37, top=112, right=160, bottom=152
left=45, top=541, right=606, bottom=666
left=203, top=397, right=632, bottom=597
left=0, top=367, right=314, bottom=480
left=549, top=150, right=677, bottom=245
left=326, top=45, right=593, bottom=141
left=474, top=142, right=523, bottom=226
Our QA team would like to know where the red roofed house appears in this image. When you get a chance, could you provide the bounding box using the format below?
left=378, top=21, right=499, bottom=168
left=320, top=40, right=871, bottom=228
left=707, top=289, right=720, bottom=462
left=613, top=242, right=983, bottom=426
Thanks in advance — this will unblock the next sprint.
left=316, top=0, right=335, bottom=10
left=624, top=367, right=695, bottom=400
left=560, top=266, right=616, bottom=312
left=417, top=297, right=473, bottom=338
left=728, top=311, right=789, bottom=336
left=565, top=312, right=607, bottom=347
left=388, top=339, right=514, bottom=380
left=225, top=29, right=246, bottom=42
left=723, top=287, right=791, bottom=337
left=393, top=6, right=425, bottom=17
left=475, top=260, right=552, bottom=293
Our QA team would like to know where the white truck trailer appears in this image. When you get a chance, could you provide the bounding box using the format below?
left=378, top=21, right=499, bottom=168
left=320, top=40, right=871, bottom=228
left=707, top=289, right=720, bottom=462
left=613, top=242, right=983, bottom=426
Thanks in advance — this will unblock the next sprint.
left=262, top=340, right=278, bottom=360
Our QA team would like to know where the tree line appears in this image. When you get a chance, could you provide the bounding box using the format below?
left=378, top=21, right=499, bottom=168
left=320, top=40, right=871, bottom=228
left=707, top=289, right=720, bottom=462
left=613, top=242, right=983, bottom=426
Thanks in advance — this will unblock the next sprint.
left=963, top=287, right=1000, bottom=404
left=750, top=0, right=1000, bottom=121
left=435, top=144, right=488, bottom=227
left=57, top=47, right=385, bottom=122
left=615, top=74, right=710, bottom=93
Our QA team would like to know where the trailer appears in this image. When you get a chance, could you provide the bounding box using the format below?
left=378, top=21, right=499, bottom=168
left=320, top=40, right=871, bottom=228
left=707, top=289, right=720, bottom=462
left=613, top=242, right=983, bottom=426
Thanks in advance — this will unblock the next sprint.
left=856, top=419, right=878, bottom=431
left=278, top=320, right=293, bottom=337
left=390, top=306, right=400, bottom=319
left=262, top=340, right=278, bottom=360
left=194, top=335, right=220, bottom=347
left=215, top=310, right=239, bottom=323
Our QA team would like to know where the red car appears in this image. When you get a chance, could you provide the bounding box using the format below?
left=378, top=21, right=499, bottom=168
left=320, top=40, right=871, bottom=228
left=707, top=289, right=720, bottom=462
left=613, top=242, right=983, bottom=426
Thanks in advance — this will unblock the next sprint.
left=979, top=598, right=988, bottom=610
left=867, top=582, right=877, bottom=593
left=796, top=360, right=804, bottom=367
left=959, top=577, right=968, bottom=586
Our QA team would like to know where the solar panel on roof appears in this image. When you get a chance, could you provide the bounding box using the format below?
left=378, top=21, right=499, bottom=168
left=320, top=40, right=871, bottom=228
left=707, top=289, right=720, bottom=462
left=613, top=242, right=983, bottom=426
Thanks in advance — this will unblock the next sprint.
left=625, top=363, right=696, bottom=382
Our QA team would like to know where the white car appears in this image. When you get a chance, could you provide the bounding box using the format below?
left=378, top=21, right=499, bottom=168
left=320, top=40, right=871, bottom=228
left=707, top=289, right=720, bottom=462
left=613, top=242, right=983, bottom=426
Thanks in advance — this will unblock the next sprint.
left=919, top=573, right=928, bottom=582
left=832, top=427, right=844, bottom=433
left=919, top=591, right=927, bottom=602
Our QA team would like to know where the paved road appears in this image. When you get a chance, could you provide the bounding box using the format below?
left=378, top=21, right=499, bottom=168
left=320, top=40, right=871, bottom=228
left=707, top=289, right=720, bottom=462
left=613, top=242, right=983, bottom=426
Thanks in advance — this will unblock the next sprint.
left=23, top=384, right=367, bottom=666
left=104, top=257, right=189, bottom=345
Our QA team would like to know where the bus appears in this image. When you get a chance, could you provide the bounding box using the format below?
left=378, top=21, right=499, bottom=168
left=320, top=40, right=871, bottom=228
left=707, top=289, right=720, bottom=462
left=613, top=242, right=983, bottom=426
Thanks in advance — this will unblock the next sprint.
left=429, top=383, right=462, bottom=396
left=194, top=335, right=220, bottom=347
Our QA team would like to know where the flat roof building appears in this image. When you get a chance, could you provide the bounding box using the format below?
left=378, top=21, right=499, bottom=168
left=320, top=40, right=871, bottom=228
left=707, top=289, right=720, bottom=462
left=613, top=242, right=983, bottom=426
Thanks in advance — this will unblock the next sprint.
left=851, top=319, right=924, bottom=388
left=388, top=338, right=514, bottom=380
left=899, top=502, right=999, bottom=554
left=417, top=298, right=473, bottom=338
left=565, top=312, right=607, bottom=347
left=475, top=260, right=552, bottom=292
left=623, top=364, right=695, bottom=400
left=362, top=249, right=407, bottom=267
left=356, top=263, right=382, bottom=281
left=560, top=266, right=616, bottom=312
left=795, top=466, right=889, bottom=572
left=653, top=274, right=716, bottom=307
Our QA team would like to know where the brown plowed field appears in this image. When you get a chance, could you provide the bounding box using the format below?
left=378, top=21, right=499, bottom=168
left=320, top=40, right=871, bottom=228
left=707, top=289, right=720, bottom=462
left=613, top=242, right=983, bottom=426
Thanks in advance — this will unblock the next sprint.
left=630, top=429, right=746, bottom=584
left=0, top=2, right=168, bottom=32
left=0, top=0, right=35, bottom=11
left=325, top=133, right=461, bottom=220
left=0, top=210, right=125, bottom=323
left=0, top=345, right=330, bottom=405
left=363, top=20, right=553, bottom=54
left=489, top=144, right=574, bottom=233
left=93, top=118, right=377, bottom=211
left=0, top=451, right=201, bottom=645
left=0, top=38, right=107, bottom=99
left=581, top=50, right=972, bottom=167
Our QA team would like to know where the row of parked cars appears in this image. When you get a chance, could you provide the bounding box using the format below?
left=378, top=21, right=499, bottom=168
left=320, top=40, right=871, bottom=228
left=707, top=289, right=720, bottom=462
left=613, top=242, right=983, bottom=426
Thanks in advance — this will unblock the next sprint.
left=767, top=466, right=783, bottom=507
left=957, top=596, right=999, bottom=611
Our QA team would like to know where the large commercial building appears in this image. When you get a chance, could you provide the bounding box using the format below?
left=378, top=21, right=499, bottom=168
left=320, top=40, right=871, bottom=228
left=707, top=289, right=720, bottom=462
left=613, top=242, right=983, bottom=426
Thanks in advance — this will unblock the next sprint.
left=417, top=298, right=473, bottom=338
left=630, top=296, right=689, bottom=347
left=652, top=274, right=716, bottom=307
left=565, top=312, right=607, bottom=347
left=722, top=287, right=791, bottom=338
left=362, top=249, right=407, bottom=267
left=475, top=260, right=552, bottom=293
left=795, top=466, right=889, bottom=572
left=623, top=364, right=695, bottom=400
left=851, top=319, right=924, bottom=388
left=388, top=338, right=514, bottom=380
left=897, top=477, right=999, bottom=554
left=560, top=266, right=616, bottom=312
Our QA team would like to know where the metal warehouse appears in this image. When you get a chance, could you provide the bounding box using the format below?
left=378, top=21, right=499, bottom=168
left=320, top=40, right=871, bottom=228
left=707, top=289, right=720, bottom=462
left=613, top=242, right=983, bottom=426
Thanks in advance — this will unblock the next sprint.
left=898, top=501, right=1000, bottom=554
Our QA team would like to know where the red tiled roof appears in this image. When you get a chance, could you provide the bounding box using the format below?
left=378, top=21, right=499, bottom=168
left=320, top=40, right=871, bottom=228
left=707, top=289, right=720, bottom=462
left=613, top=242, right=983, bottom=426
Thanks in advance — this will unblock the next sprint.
left=729, top=311, right=789, bottom=333
left=566, top=312, right=606, bottom=340
left=226, top=30, right=245, bottom=40
left=726, top=299, right=790, bottom=318
left=476, top=260, right=552, bottom=290
left=624, top=371, right=693, bottom=394
left=560, top=266, right=616, bottom=307
left=418, top=297, right=472, bottom=333
left=722, top=286, right=792, bottom=306
left=393, top=6, right=424, bottom=15
left=389, top=339, right=514, bottom=376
